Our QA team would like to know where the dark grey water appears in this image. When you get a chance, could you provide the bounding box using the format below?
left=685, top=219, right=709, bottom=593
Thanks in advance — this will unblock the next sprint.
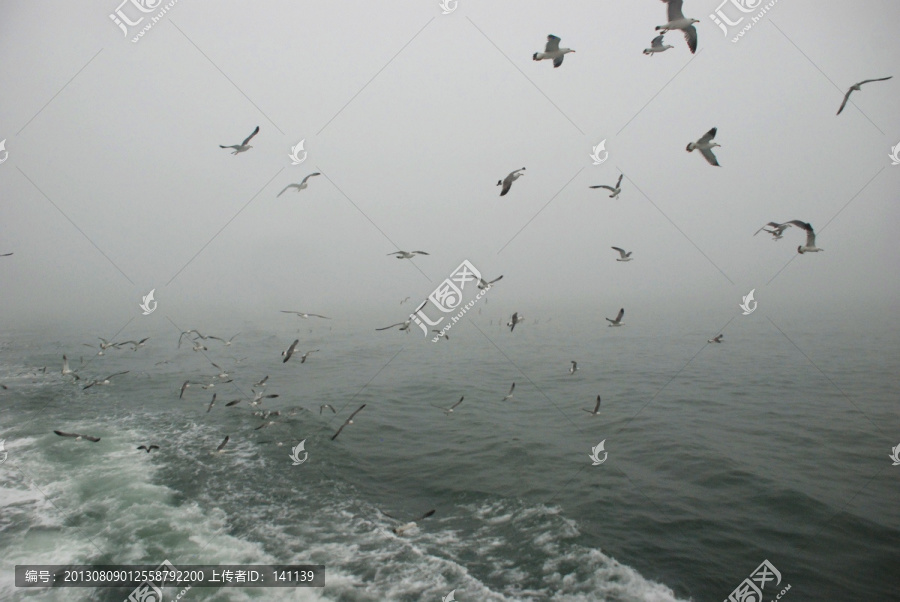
left=1, top=314, right=898, bottom=600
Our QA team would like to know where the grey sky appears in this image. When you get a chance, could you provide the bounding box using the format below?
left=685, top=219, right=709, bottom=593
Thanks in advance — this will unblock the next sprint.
left=1, top=0, right=898, bottom=332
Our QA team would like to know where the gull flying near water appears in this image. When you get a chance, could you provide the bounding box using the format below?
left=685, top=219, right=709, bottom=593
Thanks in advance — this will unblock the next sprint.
left=83, top=371, right=129, bottom=389
left=376, top=319, right=412, bottom=333
left=435, top=396, right=464, bottom=415
left=254, top=376, right=269, bottom=388
left=206, top=393, right=217, bottom=413
left=117, top=337, right=149, bottom=351
left=606, top=308, right=625, bottom=327
left=533, top=35, right=575, bottom=68
left=497, top=168, right=525, bottom=196
left=786, top=220, right=823, bottom=254
left=708, top=334, right=724, bottom=343
left=754, top=222, right=792, bottom=240
left=388, top=250, right=429, bottom=259
left=582, top=395, right=602, bottom=416
left=644, top=34, right=674, bottom=56
left=384, top=508, right=436, bottom=536
left=298, top=349, right=319, bottom=364
left=213, top=435, right=230, bottom=454
left=837, top=76, right=892, bottom=115
left=656, top=0, right=699, bottom=54
left=282, top=339, right=300, bottom=363
left=54, top=430, right=100, bottom=442
left=502, top=382, right=515, bottom=401
left=219, top=126, right=259, bottom=154
left=477, top=275, right=503, bottom=289
left=277, top=173, right=321, bottom=196
left=611, top=247, right=633, bottom=262
left=281, top=311, right=330, bottom=319
left=320, top=404, right=336, bottom=415
left=687, top=127, right=721, bottom=166
left=590, top=174, right=624, bottom=198
left=61, top=355, right=79, bottom=380
left=331, top=404, right=366, bottom=441
left=207, top=334, right=239, bottom=346
left=137, top=445, right=159, bottom=453
left=569, top=361, right=578, bottom=375
left=507, top=312, right=523, bottom=332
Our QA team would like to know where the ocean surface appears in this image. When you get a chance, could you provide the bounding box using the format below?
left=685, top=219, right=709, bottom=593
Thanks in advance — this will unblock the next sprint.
left=1, top=313, right=898, bottom=601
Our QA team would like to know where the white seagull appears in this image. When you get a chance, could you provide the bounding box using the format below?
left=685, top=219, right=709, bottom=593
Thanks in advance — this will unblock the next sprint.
left=502, top=382, right=516, bottom=401
left=213, top=435, right=230, bottom=454
left=388, top=250, right=429, bottom=259
left=331, top=404, right=366, bottom=441
left=376, top=319, right=412, bottom=333
left=786, top=220, right=823, bottom=254
left=569, top=361, right=578, bottom=375
left=54, top=430, right=100, bottom=442
left=754, top=222, right=792, bottom=240
left=299, top=349, right=319, bottom=364
left=507, top=312, right=524, bottom=332
left=282, top=339, right=300, bottom=363
left=686, top=127, right=721, bottom=166
left=497, top=168, right=526, bottom=196
left=606, top=308, right=625, bottom=327
left=837, top=76, right=892, bottom=115
left=611, top=247, right=633, bottom=262
left=61, top=355, right=79, bottom=379
left=644, top=34, right=674, bottom=56
left=656, top=0, right=699, bottom=54
left=582, top=395, right=602, bottom=416
left=708, top=334, right=724, bottom=343
left=477, top=275, right=503, bottom=289
left=219, top=126, right=259, bottom=154
left=435, top=395, right=465, bottom=415
left=83, top=371, right=129, bottom=390
left=533, top=35, right=575, bottom=68
left=277, top=173, right=321, bottom=196
left=117, top=337, right=149, bottom=351
left=208, top=333, right=239, bottom=346
left=388, top=509, right=436, bottom=536
left=590, top=173, right=624, bottom=198
left=320, top=404, right=336, bottom=415
left=281, top=311, right=330, bottom=319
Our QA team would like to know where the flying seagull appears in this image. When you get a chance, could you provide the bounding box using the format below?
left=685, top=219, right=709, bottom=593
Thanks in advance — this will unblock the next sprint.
left=331, top=404, right=366, bottom=441
left=477, top=275, right=503, bottom=289
left=507, top=312, right=524, bottom=332
left=225, top=399, right=243, bottom=407
left=252, top=390, right=280, bottom=406
left=281, top=339, right=300, bottom=363
left=280, top=311, right=330, bottom=319
left=389, top=509, right=437, bottom=536
left=178, top=329, right=206, bottom=348
left=708, top=334, right=724, bottom=343
left=569, top=361, right=578, bottom=375
left=785, top=220, right=823, bottom=254
left=61, top=355, right=79, bottom=379
left=213, top=435, right=230, bottom=454
left=611, top=247, right=633, bottom=262
left=299, top=349, right=319, bottom=364
left=376, top=319, right=412, bottom=333
left=206, top=393, right=217, bottom=413
left=254, top=376, right=269, bottom=388
left=644, top=34, right=674, bottom=56
left=606, top=308, right=625, bottom=327
left=502, top=382, right=515, bottom=401
left=656, top=0, right=699, bottom=54
left=83, top=371, right=129, bottom=390
left=207, top=333, right=239, bottom=346
left=220, top=126, right=259, bottom=154
left=137, top=445, right=159, bottom=453
left=754, top=222, right=792, bottom=240
left=388, top=250, right=429, bottom=259
left=277, top=173, right=321, bottom=196
left=590, top=174, right=624, bottom=198
left=54, top=430, right=100, bottom=442
left=191, top=341, right=208, bottom=352
left=320, top=404, right=336, bottom=415
left=117, top=337, right=149, bottom=351
left=497, top=168, right=525, bottom=196
left=179, top=380, right=200, bottom=399
left=533, top=35, right=575, bottom=67
left=582, top=395, right=602, bottom=416
left=687, top=127, right=721, bottom=166
left=0, top=252, right=12, bottom=257
left=435, top=396, right=464, bottom=415
left=837, top=77, right=892, bottom=115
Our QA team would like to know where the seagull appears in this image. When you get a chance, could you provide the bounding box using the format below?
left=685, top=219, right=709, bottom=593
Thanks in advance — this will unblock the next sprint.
left=497, top=168, right=525, bottom=196
left=206, top=393, right=217, bottom=413
left=708, top=334, right=724, bottom=343
left=254, top=421, right=277, bottom=431
left=207, top=334, right=239, bottom=346
left=376, top=320, right=412, bottom=333
left=219, top=126, right=259, bottom=154
left=388, top=509, right=436, bottom=536
left=606, top=308, right=625, bottom=327
left=754, top=222, right=792, bottom=240
left=225, top=398, right=243, bottom=407
left=201, top=379, right=232, bottom=390
left=786, top=220, right=823, bottom=254
left=281, top=339, right=300, bottom=363
left=280, top=311, right=331, bottom=319
left=213, top=435, right=230, bottom=454
left=254, top=376, right=269, bottom=388
left=590, top=174, right=624, bottom=198
left=837, top=77, right=893, bottom=115
left=611, top=247, right=633, bottom=262
left=432, top=329, right=449, bottom=340
left=569, top=361, right=578, bottom=375
left=97, top=337, right=118, bottom=352
left=54, top=430, right=100, bottom=442
left=502, top=382, right=515, bottom=401
left=116, top=338, right=149, bottom=351
left=686, top=127, right=721, bottom=166
left=0, top=252, right=12, bottom=257
left=331, top=404, right=366, bottom=441
left=656, top=0, right=699, bottom=54
left=137, top=445, right=159, bottom=453
left=178, top=330, right=206, bottom=348
left=191, top=341, right=208, bottom=352
left=83, top=371, right=129, bottom=389
left=320, top=404, right=336, bottom=415
left=299, top=349, right=319, bottom=364
left=644, top=34, right=674, bottom=56
left=435, top=396, right=464, bottom=415
left=477, top=275, right=503, bottom=289
left=533, top=35, right=575, bottom=67
left=507, top=312, right=524, bottom=332
left=387, top=251, right=429, bottom=259
left=277, top=173, right=321, bottom=196
left=210, top=363, right=229, bottom=379
left=61, top=355, right=79, bottom=379
left=251, top=390, right=279, bottom=406
left=179, top=380, right=200, bottom=399
left=400, top=297, right=410, bottom=305
left=582, top=395, right=602, bottom=416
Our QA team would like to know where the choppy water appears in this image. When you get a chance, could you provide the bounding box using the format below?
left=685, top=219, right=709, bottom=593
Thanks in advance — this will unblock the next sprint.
left=1, top=314, right=898, bottom=601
